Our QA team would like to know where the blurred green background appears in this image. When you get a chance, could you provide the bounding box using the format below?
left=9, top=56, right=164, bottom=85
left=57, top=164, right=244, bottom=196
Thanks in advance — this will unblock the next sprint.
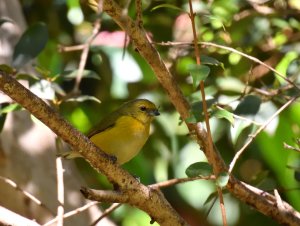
left=8, top=0, right=300, bottom=225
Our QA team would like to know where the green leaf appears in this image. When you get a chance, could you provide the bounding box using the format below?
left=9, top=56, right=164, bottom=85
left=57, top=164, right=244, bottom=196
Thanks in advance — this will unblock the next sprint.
left=35, top=65, right=52, bottom=79
left=12, top=22, right=48, bottom=69
left=213, top=108, right=234, bottom=125
left=203, top=191, right=218, bottom=206
left=188, top=99, right=216, bottom=123
left=216, top=172, right=229, bottom=188
left=234, top=95, right=261, bottom=116
left=0, top=103, right=22, bottom=114
left=61, top=70, right=101, bottom=80
left=66, top=95, right=101, bottom=104
left=16, top=73, right=40, bottom=82
left=189, top=64, right=210, bottom=88
left=151, top=4, right=185, bottom=12
left=0, top=64, right=16, bottom=74
left=201, top=55, right=224, bottom=69
left=185, top=162, right=213, bottom=178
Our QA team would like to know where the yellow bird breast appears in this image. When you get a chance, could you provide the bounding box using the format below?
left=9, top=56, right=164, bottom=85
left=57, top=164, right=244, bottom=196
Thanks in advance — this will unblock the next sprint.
left=89, top=115, right=150, bottom=164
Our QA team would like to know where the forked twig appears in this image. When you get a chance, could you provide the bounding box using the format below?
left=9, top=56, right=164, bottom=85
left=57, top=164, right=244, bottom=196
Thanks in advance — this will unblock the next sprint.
left=0, top=176, right=54, bottom=215
left=90, top=203, right=122, bottom=226
left=43, top=201, right=99, bottom=226
left=229, top=96, right=298, bottom=173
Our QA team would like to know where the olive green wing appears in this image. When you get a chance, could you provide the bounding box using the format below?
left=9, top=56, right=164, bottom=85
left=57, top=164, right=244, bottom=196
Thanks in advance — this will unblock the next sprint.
left=87, top=110, right=121, bottom=138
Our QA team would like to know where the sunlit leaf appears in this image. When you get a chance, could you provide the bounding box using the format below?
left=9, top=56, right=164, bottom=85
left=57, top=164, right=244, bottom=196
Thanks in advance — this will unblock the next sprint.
left=61, top=70, right=100, bottom=80
left=0, top=64, right=16, bottom=74
left=185, top=162, right=213, bottom=178
left=234, top=95, right=261, bottom=116
left=189, top=64, right=210, bottom=88
left=66, top=95, right=101, bottom=104
left=213, top=108, right=234, bottom=125
left=17, top=73, right=40, bottom=82
left=216, top=172, right=229, bottom=188
left=51, top=83, right=66, bottom=96
left=151, top=4, right=185, bottom=12
left=35, top=65, right=51, bottom=78
left=13, top=22, right=48, bottom=68
left=0, top=103, right=22, bottom=114
left=30, top=80, right=55, bottom=100
left=201, top=55, right=224, bottom=69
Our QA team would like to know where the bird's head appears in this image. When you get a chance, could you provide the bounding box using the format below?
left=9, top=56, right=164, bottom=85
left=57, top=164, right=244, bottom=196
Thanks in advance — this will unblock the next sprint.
left=122, top=99, right=160, bottom=124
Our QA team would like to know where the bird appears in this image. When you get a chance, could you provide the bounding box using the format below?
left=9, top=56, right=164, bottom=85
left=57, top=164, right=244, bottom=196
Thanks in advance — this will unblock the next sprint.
left=60, top=99, right=160, bottom=164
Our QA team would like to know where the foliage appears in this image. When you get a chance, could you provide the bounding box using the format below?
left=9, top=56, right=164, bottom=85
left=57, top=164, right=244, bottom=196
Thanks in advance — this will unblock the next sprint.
left=1, top=0, right=300, bottom=225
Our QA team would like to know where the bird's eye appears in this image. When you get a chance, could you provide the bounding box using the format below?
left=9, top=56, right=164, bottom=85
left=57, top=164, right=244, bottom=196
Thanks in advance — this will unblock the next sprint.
left=140, top=106, right=147, bottom=111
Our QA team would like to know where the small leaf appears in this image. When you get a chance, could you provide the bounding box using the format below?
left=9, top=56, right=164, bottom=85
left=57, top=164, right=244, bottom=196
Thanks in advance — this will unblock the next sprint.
left=216, top=172, right=229, bottom=188
left=189, top=64, right=210, bottom=88
left=234, top=95, right=261, bottom=116
left=203, top=191, right=218, bottom=206
left=201, top=55, right=224, bottom=69
left=0, top=64, right=16, bottom=74
left=188, top=99, right=216, bottom=122
left=0, top=103, right=22, bottom=114
left=185, top=162, right=213, bottom=178
left=51, top=83, right=66, bottom=96
left=30, top=79, right=55, bottom=100
left=213, top=108, right=234, bottom=125
left=66, top=95, right=101, bottom=104
left=16, top=73, right=40, bottom=84
left=13, top=22, right=48, bottom=68
left=151, top=4, right=185, bottom=12
left=61, top=70, right=100, bottom=80
left=35, top=65, right=52, bottom=78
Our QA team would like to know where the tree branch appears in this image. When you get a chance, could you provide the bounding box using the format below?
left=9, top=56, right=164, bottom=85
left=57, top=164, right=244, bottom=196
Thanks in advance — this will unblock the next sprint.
left=102, top=0, right=300, bottom=225
left=0, top=71, right=187, bottom=226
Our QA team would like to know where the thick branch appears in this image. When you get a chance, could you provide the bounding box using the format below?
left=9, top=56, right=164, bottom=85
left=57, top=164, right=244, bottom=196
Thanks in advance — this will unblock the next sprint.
left=102, top=0, right=300, bottom=225
left=0, top=71, right=187, bottom=226
left=103, top=0, right=190, bottom=119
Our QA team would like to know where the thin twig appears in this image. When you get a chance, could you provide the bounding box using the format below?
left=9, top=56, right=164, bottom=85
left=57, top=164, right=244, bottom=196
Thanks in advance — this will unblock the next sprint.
left=283, top=142, right=300, bottom=153
left=90, top=203, right=122, bottom=226
left=150, top=175, right=215, bottom=189
left=43, top=201, right=99, bottom=226
left=217, top=188, right=228, bottom=226
left=58, top=44, right=85, bottom=52
left=0, top=176, right=54, bottom=215
left=229, top=96, right=298, bottom=173
left=154, top=41, right=300, bottom=91
left=56, top=156, right=64, bottom=226
left=187, top=1, right=227, bottom=225
left=73, top=19, right=101, bottom=93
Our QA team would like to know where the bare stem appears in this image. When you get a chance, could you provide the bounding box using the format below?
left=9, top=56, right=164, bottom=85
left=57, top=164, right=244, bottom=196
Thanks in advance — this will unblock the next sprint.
left=229, top=96, right=298, bottom=173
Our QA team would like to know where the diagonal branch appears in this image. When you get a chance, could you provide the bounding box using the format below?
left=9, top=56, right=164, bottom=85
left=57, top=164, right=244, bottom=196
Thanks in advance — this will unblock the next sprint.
left=102, top=0, right=300, bottom=225
left=0, top=71, right=187, bottom=226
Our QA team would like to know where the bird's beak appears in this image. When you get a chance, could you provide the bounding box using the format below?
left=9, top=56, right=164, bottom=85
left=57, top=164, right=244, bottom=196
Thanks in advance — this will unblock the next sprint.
left=148, top=109, right=160, bottom=116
